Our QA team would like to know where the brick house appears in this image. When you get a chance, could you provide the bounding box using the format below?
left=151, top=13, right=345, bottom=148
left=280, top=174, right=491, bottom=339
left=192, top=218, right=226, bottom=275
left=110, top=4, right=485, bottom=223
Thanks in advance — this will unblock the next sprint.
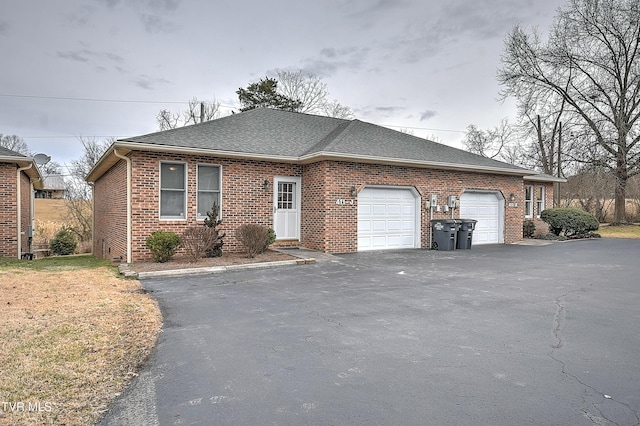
left=86, top=108, right=563, bottom=263
left=0, top=147, right=43, bottom=258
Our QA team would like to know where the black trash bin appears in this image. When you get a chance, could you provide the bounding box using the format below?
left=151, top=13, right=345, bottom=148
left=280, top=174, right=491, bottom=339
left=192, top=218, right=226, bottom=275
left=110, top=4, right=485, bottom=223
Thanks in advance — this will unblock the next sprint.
left=456, top=219, right=478, bottom=249
left=430, top=219, right=459, bottom=250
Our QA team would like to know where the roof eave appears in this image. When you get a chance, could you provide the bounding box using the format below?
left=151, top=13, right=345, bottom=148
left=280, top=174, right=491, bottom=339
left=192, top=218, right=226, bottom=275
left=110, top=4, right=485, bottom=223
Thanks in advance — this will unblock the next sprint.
left=300, top=152, right=536, bottom=176
left=524, top=174, right=567, bottom=183
left=0, top=156, right=44, bottom=187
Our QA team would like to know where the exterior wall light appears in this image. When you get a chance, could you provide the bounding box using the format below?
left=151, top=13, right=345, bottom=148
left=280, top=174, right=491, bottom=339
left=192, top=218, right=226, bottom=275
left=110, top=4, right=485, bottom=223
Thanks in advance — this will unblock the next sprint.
left=509, top=193, right=516, bottom=201
left=350, top=186, right=357, bottom=197
left=263, top=179, right=269, bottom=190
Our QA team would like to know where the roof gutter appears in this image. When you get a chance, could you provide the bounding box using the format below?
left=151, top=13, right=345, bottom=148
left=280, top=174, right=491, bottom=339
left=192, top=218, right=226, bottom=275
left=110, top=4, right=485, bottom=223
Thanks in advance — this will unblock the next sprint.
left=113, top=149, right=132, bottom=264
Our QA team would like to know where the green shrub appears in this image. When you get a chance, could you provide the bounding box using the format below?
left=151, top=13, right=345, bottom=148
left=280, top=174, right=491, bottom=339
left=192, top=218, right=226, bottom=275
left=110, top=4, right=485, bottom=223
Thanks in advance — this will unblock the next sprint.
left=523, top=220, right=536, bottom=238
left=264, top=227, right=276, bottom=252
left=540, top=208, right=599, bottom=237
left=237, top=224, right=270, bottom=258
left=49, top=228, right=78, bottom=255
left=146, top=231, right=181, bottom=263
left=203, top=202, right=225, bottom=257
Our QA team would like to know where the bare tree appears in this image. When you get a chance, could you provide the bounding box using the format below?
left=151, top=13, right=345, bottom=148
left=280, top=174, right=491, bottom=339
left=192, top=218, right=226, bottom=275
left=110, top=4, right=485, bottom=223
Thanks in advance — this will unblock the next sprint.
left=565, top=167, right=616, bottom=222
left=275, top=70, right=328, bottom=114
left=275, top=69, right=354, bottom=119
left=322, top=99, right=355, bottom=119
left=64, top=137, right=112, bottom=242
left=0, top=134, right=30, bottom=155
left=157, top=97, right=221, bottom=130
left=462, top=119, right=525, bottom=165
left=498, top=0, right=640, bottom=223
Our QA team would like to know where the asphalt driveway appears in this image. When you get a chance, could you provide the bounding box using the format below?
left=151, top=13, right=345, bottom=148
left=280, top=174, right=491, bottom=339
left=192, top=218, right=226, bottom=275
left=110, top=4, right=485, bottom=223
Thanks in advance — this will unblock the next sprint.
left=101, top=240, right=640, bottom=425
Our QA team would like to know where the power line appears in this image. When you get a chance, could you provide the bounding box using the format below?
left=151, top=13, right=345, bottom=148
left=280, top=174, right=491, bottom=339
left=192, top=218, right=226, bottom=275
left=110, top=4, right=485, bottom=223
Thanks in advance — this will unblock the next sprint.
left=2, top=92, right=466, bottom=134
left=0, top=93, right=238, bottom=109
left=381, top=124, right=465, bottom=134
left=0, top=93, right=186, bottom=104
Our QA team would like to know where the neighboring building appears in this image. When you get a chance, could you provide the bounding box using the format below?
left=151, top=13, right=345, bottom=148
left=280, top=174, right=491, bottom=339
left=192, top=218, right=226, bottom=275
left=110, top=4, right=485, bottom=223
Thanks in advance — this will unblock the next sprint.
left=35, top=175, right=66, bottom=199
left=86, top=108, right=563, bottom=263
left=0, top=147, right=44, bottom=258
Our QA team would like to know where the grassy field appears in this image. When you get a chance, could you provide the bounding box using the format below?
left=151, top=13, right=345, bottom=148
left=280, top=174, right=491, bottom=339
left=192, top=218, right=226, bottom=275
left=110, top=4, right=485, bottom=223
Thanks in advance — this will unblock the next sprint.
left=0, top=256, right=161, bottom=425
left=34, top=199, right=68, bottom=223
left=598, top=224, right=640, bottom=239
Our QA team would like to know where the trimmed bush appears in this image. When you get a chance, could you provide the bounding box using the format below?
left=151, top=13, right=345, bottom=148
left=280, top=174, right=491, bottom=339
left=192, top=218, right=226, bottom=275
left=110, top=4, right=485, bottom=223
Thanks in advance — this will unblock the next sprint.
left=49, top=228, right=78, bottom=255
left=182, top=226, right=223, bottom=262
left=146, top=231, right=181, bottom=263
left=237, top=224, right=270, bottom=258
left=540, top=208, right=599, bottom=237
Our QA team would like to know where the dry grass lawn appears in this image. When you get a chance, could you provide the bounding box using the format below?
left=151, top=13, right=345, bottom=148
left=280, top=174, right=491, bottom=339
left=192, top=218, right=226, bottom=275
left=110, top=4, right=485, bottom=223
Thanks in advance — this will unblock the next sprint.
left=0, top=262, right=161, bottom=425
left=598, top=224, right=640, bottom=239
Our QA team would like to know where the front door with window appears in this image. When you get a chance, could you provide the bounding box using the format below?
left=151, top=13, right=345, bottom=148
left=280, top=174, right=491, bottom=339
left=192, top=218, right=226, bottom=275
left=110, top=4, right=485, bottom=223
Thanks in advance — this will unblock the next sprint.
left=273, top=176, right=301, bottom=240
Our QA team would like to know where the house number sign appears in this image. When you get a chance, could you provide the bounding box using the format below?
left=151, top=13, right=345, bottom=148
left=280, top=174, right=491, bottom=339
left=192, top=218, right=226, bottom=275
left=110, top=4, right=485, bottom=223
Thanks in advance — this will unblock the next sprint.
left=336, top=199, right=356, bottom=205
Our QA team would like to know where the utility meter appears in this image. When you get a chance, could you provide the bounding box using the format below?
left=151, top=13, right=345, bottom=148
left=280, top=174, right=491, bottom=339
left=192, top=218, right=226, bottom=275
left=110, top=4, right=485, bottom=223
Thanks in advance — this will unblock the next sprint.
left=447, top=195, right=457, bottom=208
left=429, top=194, right=438, bottom=208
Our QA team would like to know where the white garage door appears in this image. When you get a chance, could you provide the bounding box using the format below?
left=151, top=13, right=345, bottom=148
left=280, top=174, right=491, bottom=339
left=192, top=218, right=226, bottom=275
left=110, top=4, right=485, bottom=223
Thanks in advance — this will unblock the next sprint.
left=358, top=187, right=419, bottom=251
left=459, top=192, right=503, bottom=245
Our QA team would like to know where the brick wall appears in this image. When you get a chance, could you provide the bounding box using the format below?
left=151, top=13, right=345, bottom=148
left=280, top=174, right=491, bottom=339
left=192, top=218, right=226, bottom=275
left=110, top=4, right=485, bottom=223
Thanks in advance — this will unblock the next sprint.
left=301, top=162, right=328, bottom=251
left=0, top=163, right=17, bottom=257
left=93, top=151, right=543, bottom=261
left=126, top=151, right=302, bottom=261
left=93, top=159, right=128, bottom=260
left=20, top=171, right=31, bottom=254
left=319, top=162, right=525, bottom=253
left=0, top=164, right=33, bottom=258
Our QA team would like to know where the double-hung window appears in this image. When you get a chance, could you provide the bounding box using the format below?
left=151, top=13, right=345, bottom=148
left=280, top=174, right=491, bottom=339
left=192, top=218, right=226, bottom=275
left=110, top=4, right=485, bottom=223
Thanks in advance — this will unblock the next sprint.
left=197, top=165, right=221, bottom=220
left=525, top=185, right=533, bottom=218
left=535, top=186, right=545, bottom=217
left=160, top=162, right=186, bottom=219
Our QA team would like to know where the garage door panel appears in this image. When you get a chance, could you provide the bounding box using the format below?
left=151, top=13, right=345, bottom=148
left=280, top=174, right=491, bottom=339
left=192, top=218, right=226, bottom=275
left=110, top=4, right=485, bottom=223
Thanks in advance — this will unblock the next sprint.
left=358, top=187, right=419, bottom=251
left=358, top=204, right=371, bottom=215
left=372, top=220, right=387, bottom=231
left=372, top=204, right=386, bottom=215
left=358, top=221, right=371, bottom=231
left=459, top=192, right=503, bottom=245
left=388, top=204, right=402, bottom=215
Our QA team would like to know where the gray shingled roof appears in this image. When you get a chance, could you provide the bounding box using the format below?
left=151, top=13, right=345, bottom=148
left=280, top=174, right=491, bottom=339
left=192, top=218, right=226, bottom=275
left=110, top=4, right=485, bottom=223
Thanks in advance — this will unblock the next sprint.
left=0, top=146, right=28, bottom=157
left=117, top=108, right=530, bottom=174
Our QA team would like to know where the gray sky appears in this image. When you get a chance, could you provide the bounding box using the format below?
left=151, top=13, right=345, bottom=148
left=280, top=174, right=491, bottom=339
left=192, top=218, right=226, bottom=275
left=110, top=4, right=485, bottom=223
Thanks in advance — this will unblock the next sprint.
left=1, top=0, right=565, bottom=171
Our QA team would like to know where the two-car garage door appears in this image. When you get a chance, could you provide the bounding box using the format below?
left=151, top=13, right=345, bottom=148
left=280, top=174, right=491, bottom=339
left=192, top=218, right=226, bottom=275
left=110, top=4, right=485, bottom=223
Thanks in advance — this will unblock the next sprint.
left=358, top=187, right=419, bottom=251
left=356, top=187, right=503, bottom=250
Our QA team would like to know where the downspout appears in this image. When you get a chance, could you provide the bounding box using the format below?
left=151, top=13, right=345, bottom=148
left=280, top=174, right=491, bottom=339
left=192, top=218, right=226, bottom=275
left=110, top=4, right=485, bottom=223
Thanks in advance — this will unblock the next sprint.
left=113, top=149, right=132, bottom=264
left=16, top=163, right=33, bottom=259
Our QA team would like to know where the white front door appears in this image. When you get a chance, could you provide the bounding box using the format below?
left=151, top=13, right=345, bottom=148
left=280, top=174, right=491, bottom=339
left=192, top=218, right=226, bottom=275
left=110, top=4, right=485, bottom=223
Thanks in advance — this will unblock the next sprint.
left=273, top=176, right=301, bottom=240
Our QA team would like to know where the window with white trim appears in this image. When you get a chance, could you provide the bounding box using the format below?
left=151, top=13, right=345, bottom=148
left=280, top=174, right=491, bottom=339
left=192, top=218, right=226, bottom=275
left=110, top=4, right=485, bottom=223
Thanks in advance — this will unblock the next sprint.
left=525, top=185, right=533, bottom=218
left=535, top=185, right=545, bottom=217
left=160, top=162, right=186, bottom=219
left=197, top=164, right=221, bottom=219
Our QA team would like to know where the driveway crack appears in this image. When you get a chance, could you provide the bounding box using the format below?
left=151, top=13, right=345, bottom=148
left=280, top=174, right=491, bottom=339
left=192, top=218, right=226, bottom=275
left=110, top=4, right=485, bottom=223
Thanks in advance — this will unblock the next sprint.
left=548, top=289, right=640, bottom=426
